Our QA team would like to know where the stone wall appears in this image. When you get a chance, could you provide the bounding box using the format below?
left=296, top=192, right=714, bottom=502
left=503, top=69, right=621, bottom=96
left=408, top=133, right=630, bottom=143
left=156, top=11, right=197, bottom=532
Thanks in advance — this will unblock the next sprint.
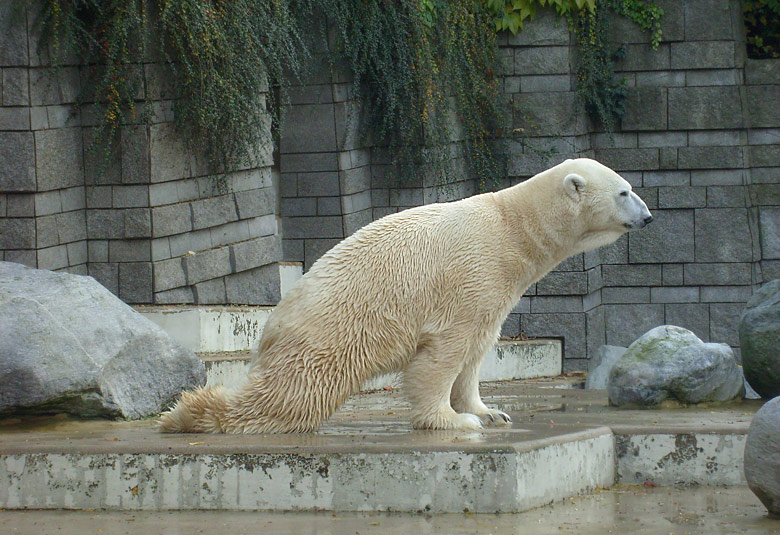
left=278, top=0, right=780, bottom=370
left=0, top=3, right=283, bottom=305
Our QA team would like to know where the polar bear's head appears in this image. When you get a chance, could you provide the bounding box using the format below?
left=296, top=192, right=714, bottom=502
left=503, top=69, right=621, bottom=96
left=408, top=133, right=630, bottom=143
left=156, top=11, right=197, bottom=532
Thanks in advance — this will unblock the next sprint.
left=558, top=158, right=653, bottom=252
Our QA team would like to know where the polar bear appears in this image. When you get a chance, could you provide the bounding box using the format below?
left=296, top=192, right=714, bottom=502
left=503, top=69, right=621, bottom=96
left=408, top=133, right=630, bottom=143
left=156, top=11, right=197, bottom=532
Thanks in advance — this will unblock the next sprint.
left=160, top=158, right=652, bottom=434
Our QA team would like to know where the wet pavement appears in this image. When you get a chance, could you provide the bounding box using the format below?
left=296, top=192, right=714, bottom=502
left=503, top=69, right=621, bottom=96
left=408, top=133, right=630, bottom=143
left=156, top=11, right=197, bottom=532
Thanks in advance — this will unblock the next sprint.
left=0, top=485, right=776, bottom=534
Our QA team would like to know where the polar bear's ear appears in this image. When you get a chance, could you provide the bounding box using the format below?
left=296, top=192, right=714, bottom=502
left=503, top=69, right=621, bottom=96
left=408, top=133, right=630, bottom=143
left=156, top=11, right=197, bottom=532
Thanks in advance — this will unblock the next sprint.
left=563, top=173, right=587, bottom=199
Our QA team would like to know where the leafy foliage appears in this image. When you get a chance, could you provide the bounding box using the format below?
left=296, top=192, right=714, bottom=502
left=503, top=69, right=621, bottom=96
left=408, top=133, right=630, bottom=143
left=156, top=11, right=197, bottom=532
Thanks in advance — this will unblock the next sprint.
left=316, top=0, right=505, bottom=190
left=37, top=0, right=307, bottom=173
left=483, top=0, right=595, bottom=34
left=744, top=0, right=780, bottom=59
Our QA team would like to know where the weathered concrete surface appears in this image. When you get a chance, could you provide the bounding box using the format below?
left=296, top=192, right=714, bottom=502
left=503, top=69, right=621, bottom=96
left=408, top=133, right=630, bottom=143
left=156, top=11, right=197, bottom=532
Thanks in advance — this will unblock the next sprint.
left=0, top=485, right=775, bottom=534
left=0, top=378, right=762, bottom=512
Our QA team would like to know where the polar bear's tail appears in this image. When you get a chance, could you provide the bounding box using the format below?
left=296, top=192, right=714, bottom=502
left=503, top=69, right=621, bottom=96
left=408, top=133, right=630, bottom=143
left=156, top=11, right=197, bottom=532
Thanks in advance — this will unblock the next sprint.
left=159, top=386, right=231, bottom=433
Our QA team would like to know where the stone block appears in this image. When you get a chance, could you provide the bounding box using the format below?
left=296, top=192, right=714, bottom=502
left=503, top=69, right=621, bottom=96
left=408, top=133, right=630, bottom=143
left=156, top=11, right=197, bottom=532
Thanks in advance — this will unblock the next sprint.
left=643, top=171, right=689, bottom=187
left=231, top=235, right=281, bottom=273
left=671, top=41, right=736, bottom=70
left=194, top=277, right=227, bottom=305
left=247, top=213, right=278, bottom=238
left=283, top=216, right=343, bottom=240
left=694, top=208, right=752, bottom=262
left=684, top=0, right=734, bottom=41
left=587, top=266, right=603, bottom=292
left=591, top=133, right=637, bottom=149
left=512, top=297, right=531, bottom=314
left=621, top=87, right=667, bottom=131
left=225, top=263, right=281, bottom=305
left=688, top=130, right=743, bottom=147
left=154, top=287, right=194, bottom=305
left=119, top=262, right=153, bottom=303
left=0, top=132, right=36, bottom=191
left=280, top=152, right=339, bottom=173
left=56, top=210, right=87, bottom=243
left=281, top=197, right=316, bottom=217
left=678, top=146, right=744, bottom=170
left=46, top=104, right=80, bottom=129
left=699, top=285, right=752, bottom=304
left=297, top=172, right=341, bottom=197
left=150, top=123, right=190, bottom=183
left=235, top=188, right=275, bottom=219
left=112, top=185, right=149, bottom=208
left=343, top=209, right=372, bottom=236
left=513, top=92, right=578, bottom=135
left=759, top=207, right=780, bottom=259
left=183, top=246, right=232, bottom=285
left=60, top=186, right=85, bottom=212
left=555, top=254, right=584, bottom=272
left=280, top=103, right=337, bottom=153
left=709, top=303, right=743, bottom=347
left=191, top=195, right=238, bottom=231
left=684, top=262, right=752, bottom=285
left=318, top=196, right=342, bottom=216
left=29, top=67, right=80, bottom=105
left=35, top=214, right=58, bottom=248
left=604, top=304, right=664, bottom=347
left=707, top=186, right=746, bottom=208
left=108, top=239, right=151, bottom=262
left=749, top=145, right=780, bottom=168
left=500, top=314, right=521, bottom=338
left=614, top=44, right=670, bottom=71
left=635, top=71, right=685, bottom=88
left=124, top=208, right=152, bottom=238
left=505, top=9, right=570, bottom=46
left=651, top=286, right=700, bottom=303
left=4, top=249, right=36, bottom=267
left=685, top=69, right=740, bottom=87
left=637, top=132, right=687, bottom=149
left=151, top=203, right=192, bottom=237
left=0, top=107, right=29, bottom=130
left=690, top=169, right=744, bottom=186
left=530, top=296, right=583, bottom=313
left=586, top=307, right=606, bottom=360
left=0, top=217, right=35, bottom=249
left=390, top=188, right=423, bottom=207
left=151, top=237, right=171, bottom=262
left=662, top=264, right=684, bottom=285
left=153, top=257, right=186, bottom=292
left=6, top=193, right=34, bottom=217
left=521, top=312, right=586, bottom=359
left=668, top=87, right=743, bottom=130
left=745, top=58, right=780, bottom=84
left=37, top=244, right=69, bottom=271
left=304, top=238, right=340, bottom=270
left=598, top=234, right=628, bottom=264
left=602, top=287, right=650, bottom=304
left=536, top=271, right=588, bottom=296
left=658, top=186, right=706, bottom=208
left=121, top=125, right=151, bottom=184
left=519, top=74, right=571, bottom=93
left=665, top=303, right=710, bottom=342
left=340, top=166, right=372, bottom=195
left=629, top=209, right=694, bottom=263
left=341, top=190, right=372, bottom=214
left=659, top=147, right=678, bottom=169
left=35, top=128, right=84, bottom=191
left=88, top=263, right=119, bottom=296
left=88, top=240, right=108, bottom=263
left=282, top=238, right=304, bottom=263
left=0, top=3, right=29, bottom=65
left=514, top=46, right=569, bottom=75
left=211, top=220, right=251, bottom=248
left=602, top=263, right=662, bottom=287
left=593, top=148, right=659, bottom=172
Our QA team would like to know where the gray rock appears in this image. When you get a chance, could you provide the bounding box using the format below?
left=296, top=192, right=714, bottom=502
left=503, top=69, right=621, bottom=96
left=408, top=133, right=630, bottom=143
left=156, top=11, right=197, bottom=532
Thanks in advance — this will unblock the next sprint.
left=0, top=261, right=205, bottom=419
left=740, top=280, right=780, bottom=398
left=744, top=396, right=780, bottom=517
left=586, top=345, right=627, bottom=390
left=608, top=325, right=745, bottom=407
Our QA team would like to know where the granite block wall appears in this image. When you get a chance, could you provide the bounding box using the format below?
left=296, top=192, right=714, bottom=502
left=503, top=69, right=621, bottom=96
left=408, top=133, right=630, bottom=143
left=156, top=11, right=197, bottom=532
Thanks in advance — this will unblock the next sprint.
left=0, top=3, right=283, bottom=304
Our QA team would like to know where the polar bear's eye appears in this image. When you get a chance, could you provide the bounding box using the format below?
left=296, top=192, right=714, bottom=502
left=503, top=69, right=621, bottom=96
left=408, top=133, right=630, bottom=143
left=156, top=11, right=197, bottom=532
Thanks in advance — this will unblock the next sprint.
left=619, top=191, right=629, bottom=197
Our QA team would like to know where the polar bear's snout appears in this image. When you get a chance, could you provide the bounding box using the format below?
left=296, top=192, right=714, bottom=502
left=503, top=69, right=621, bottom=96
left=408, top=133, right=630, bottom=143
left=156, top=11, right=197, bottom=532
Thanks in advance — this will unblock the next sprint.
left=624, top=190, right=653, bottom=230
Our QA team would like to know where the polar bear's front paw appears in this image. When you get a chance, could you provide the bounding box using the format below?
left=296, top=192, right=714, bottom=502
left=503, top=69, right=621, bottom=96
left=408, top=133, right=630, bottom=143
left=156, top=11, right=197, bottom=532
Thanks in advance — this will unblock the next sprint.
left=453, top=412, right=484, bottom=430
left=479, top=409, right=512, bottom=426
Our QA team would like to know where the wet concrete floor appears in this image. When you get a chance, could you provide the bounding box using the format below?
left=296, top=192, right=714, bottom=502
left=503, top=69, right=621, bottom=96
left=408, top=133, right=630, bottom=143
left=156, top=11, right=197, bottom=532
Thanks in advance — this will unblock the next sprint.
left=1, top=485, right=776, bottom=534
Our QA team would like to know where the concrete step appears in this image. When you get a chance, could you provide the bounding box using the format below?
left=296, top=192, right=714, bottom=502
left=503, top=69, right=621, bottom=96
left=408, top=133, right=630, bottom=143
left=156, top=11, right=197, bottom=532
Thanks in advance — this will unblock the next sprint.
left=201, top=339, right=563, bottom=391
left=0, top=379, right=758, bottom=513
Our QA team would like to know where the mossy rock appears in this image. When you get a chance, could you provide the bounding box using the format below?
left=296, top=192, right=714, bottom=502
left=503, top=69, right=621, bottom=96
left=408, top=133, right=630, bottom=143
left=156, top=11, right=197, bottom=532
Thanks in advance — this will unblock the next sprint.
left=608, top=325, right=745, bottom=407
left=739, top=279, right=780, bottom=398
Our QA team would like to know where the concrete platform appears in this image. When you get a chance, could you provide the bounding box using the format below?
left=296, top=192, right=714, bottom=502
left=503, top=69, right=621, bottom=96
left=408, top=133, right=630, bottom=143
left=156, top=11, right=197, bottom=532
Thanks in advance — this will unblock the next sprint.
left=0, top=378, right=763, bottom=513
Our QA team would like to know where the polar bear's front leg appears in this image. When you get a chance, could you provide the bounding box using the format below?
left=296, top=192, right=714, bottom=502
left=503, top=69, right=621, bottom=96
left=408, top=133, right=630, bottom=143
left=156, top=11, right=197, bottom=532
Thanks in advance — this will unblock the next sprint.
left=450, top=356, right=512, bottom=426
left=404, top=343, right=483, bottom=430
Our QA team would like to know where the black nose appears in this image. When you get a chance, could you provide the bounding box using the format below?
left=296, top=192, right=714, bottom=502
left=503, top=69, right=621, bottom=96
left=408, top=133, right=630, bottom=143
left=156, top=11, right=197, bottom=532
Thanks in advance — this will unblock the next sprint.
left=643, top=216, right=654, bottom=225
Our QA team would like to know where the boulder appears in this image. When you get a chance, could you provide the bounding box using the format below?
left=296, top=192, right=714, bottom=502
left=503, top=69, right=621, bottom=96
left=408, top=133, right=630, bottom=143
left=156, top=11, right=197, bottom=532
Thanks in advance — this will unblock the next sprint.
left=744, top=396, right=780, bottom=517
left=585, top=345, right=627, bottom=390
left=0, top=262, right=205, bottom=419
left=739, top=279, right=780, bottom=398
left=608, top=325, right=745, bottom=407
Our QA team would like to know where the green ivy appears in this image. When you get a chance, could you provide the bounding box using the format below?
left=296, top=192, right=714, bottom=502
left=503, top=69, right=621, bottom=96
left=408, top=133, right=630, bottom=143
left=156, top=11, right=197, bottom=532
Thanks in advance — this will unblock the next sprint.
left=744, top=0, right=780, bottom=58
left=483, top=0, right=596, bottom=34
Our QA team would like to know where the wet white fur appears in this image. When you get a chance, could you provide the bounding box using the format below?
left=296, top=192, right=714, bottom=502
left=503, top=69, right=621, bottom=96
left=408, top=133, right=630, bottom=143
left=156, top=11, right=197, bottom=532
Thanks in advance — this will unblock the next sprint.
left=159, top=158, right=651, bottom=434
